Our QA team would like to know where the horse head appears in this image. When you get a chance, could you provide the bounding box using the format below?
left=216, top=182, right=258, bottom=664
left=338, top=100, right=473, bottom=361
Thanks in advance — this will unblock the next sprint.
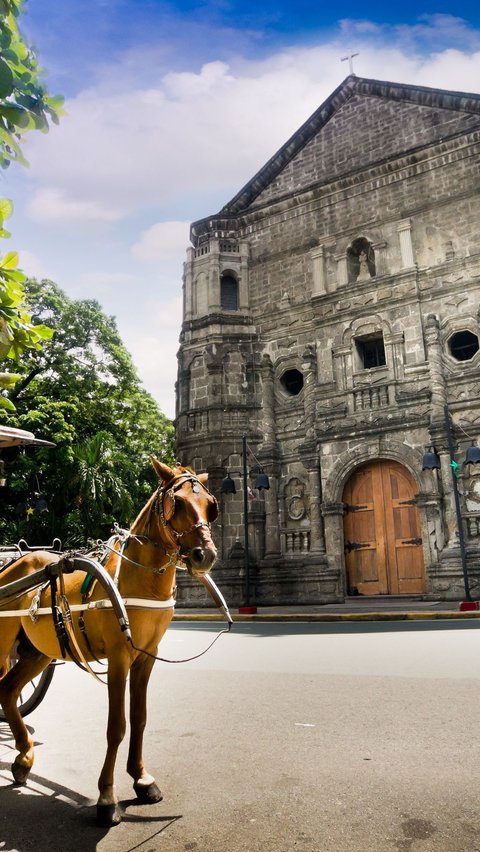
left=151, top=458, right=218, bottom=575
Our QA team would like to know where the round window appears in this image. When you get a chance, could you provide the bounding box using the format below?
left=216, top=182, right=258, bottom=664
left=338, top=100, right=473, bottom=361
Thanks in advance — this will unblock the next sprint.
left=448, top=331, right=479, bottom=362
left=280, top=369, right=304, bottom=396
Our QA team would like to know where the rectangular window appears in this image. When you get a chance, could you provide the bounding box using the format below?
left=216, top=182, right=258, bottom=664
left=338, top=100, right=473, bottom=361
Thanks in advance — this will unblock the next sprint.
left=356, top=335, right=386, bottom=369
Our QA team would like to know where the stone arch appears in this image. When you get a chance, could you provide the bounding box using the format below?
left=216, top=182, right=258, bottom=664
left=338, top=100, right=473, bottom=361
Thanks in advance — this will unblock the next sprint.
left=341, top=313, right=392, bottom=347
left=322, top=442, right=435, bottom=598
left=324, top=441, right=424, bottom=506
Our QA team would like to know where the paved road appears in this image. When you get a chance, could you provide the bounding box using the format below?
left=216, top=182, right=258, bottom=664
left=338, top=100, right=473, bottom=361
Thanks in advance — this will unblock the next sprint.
left=1, top=620, right=480, bottom=851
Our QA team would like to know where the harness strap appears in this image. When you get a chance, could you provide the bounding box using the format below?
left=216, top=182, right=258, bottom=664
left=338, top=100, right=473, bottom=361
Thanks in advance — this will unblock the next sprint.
left=0, top=596, right=177, bottom=620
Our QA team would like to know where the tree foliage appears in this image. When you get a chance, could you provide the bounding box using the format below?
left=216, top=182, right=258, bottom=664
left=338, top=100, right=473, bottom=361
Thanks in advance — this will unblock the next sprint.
left=0, top=0, right=63, bottom=169
left=0, top=1, right=62, bottom=399
left=0, top=280, right=175, bottom=545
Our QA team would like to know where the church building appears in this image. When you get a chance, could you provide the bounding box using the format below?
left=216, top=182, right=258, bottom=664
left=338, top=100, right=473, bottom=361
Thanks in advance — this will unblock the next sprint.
left=175, top=75, right=480, bottom=605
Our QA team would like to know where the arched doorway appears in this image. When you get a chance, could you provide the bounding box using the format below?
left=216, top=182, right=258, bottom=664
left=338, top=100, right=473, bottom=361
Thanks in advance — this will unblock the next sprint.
left=343, top=459, right=425, bottom=596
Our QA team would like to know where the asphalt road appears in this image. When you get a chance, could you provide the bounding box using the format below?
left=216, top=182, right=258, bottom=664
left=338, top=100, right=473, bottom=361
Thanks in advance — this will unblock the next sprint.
left=1, top=620, right=480, bottom=852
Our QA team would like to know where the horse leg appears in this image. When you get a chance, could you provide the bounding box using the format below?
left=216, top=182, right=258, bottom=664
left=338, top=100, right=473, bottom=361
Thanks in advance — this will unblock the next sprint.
left=126, top=654, right=162, bottom=804
left=96, top=655, right=130, bottom=827
left=0, top=649, right=52, bottom=784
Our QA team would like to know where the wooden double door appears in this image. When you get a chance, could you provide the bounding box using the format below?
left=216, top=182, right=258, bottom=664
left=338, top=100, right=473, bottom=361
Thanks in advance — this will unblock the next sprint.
left=343, top=460, right=425, bottom=596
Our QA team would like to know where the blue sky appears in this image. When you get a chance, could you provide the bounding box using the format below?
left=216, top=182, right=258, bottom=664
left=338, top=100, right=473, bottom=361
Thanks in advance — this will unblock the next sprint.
left=3, top=1, right=480, bottom=417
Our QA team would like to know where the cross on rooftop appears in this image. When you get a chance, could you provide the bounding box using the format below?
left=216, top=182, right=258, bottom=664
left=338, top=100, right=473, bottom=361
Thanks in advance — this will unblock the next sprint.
left=341, top=52, right=359, bottom=75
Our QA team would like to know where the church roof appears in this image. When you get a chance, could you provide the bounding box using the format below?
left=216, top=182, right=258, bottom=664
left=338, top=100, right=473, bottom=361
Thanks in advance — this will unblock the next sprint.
left=190, top=75, right=480, bottom=241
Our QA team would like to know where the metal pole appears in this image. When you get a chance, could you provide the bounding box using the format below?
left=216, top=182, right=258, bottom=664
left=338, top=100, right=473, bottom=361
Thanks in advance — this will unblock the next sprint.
left=242, top=434, right=250, bottom=605
left=444, top=404, right=471, bottom=600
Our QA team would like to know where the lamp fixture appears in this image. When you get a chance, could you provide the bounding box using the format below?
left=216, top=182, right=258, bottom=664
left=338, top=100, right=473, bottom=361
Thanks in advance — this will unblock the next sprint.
left=220, top=474, right=236, bottom=494
left=422, top=447, right=441, bottom=470
left=465, top=443, right=480, bottom=466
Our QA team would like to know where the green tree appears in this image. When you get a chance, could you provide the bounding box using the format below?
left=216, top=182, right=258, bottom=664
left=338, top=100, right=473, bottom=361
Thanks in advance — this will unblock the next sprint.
left=0, top=0, right=62, bottom=402
left=0, top=279, right=175, bottom=545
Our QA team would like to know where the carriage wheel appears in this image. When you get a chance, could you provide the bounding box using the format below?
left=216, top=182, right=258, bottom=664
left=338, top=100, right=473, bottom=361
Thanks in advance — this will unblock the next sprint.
left=0, top=660, right=55, bottom=720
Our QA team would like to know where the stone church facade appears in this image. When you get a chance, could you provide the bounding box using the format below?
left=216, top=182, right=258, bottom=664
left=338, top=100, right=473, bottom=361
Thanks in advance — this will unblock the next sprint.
left=175, top=75, right=480, bottom=606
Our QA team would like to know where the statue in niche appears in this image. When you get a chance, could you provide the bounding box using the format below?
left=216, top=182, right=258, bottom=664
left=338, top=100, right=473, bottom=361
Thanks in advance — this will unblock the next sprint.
left=356, top=250, right=370, bottom=282
left=347, top=237, right=376, bottom=283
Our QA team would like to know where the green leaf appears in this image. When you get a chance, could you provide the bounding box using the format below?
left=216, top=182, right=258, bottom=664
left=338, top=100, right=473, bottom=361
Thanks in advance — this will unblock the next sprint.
left=0, top=198, right=13, bottom=222
left=0, top=104, right=30, bottom=129
left=0, top=395, right=16, bottom=411
left=0, top=250, right=18, bottom=269
left=0, top=56, right=13, bottom=98
left=0, top=370, right=20, bottom=387
left=32, top=323, right=53, bottom=340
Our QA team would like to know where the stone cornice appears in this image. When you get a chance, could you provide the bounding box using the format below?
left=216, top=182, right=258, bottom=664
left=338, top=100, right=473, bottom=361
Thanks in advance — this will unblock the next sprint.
left=191, top=130, right=480, bottom=244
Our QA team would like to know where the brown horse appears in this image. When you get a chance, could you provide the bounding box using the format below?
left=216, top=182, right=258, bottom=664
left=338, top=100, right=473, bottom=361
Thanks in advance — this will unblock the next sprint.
left=0, top=458, right=218, bottom=826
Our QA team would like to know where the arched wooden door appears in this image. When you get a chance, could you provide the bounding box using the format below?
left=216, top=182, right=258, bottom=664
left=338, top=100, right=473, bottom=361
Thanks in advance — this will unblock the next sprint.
left=343, top=460, right=425, bottom=596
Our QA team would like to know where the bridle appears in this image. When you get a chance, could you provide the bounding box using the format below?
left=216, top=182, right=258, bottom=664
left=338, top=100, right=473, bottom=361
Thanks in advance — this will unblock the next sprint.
left=151, top=472, right=218, bottom=560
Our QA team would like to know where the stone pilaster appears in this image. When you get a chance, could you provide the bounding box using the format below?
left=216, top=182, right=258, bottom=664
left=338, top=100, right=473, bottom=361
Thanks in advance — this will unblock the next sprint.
left=260, top=354, right=277, bottom=450
left=424, top=314, right=447, bottom=421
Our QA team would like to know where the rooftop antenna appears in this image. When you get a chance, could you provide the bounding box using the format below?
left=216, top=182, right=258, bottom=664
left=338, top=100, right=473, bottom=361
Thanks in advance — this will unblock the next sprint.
left=341, top=52, right=359, bottom=76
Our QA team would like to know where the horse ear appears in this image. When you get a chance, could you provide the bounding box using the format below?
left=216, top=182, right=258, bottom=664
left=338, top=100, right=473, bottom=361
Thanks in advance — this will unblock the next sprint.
left=197, top=473, right=209, bottom=485
left=151, top=457, right=174, bottom=483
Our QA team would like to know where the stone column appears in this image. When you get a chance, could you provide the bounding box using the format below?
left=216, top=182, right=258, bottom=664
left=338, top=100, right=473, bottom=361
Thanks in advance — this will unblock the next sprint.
left=424, top=314, right=447, bottom=420
left=301, top=345, right=317, bottom=439
left=260, top=354, right=276, bottom=450
left=334, top=254, right=347, bottom=288
left=239, top=241, right=250, bottom=311
left=263, top=471, right=281, bottom=558
left=209, top=239, right=221, bottom=311
left=397, top=219, right=415, bottom=268
left=321, top=502, right=345, bottom=594
left=384, top=332, right=404, bottom=381
left=332, top=345, right=351, bottom=392
left=311, top=245, right=327, bottom=296
left=299, top=448, right=325, bottom=554
left=428, top=417, right=458, bottom=551
left=183, top=248, right=195, bottom=321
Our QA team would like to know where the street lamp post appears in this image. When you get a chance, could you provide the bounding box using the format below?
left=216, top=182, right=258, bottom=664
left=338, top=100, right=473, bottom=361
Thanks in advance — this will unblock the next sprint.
left=422, top=403, right=480, bottom=603
left=221, top=435, right=270, bottom=611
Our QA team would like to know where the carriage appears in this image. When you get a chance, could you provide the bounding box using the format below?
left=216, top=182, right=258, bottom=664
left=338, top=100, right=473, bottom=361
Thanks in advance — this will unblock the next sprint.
left=0, top=426, right=228, bottom=826
left=0, top=425, right=59, bottom=718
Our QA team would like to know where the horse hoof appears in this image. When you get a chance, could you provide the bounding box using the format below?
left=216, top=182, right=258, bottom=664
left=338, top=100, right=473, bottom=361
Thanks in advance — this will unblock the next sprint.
left=12, top=760, right=30, bottom=785
left=133, top=780, right=163, bottom=804
left=96, top=803, right=122, bottom=827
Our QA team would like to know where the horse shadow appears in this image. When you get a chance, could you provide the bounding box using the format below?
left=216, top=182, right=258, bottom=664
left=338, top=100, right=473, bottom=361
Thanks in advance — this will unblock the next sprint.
left=0, top=747, right=182, bottom=852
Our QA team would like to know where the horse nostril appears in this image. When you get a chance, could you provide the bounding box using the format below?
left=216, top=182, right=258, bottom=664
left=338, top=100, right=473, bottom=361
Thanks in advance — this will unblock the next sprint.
left=191, top=547, right=204, bottom=564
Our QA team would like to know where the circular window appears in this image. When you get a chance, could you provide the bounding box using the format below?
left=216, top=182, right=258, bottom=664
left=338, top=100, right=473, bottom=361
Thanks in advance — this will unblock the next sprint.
left=280, top=369, right=304, bottom=396
left=449, top=331, right=479, bottom=362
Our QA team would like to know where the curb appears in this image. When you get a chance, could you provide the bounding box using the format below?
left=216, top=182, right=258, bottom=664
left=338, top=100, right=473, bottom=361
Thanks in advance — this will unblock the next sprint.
left=173, top=611, right=480, bottom=623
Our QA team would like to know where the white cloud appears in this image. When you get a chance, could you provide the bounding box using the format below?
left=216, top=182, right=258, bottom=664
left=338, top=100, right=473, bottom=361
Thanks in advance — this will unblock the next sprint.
left=27, top=187, right=122, bottom=227
left=123, top=295, right=182, bottom=418
left=131, top=220, right=190, bottom=261
left=21, top=22, right=480, bottom=235
left=76, top=270, right=137, bottom=300
left=16, top=249, right=48, bottom=280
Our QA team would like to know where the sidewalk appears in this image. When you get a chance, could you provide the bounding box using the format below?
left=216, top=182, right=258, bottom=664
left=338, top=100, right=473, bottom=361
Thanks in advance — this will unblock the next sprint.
left=173, top=597, right=480, bottom=623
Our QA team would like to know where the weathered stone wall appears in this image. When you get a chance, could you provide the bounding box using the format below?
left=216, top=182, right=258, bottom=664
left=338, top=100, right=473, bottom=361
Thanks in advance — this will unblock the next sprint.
left=176, top=77, right=480, bottom=606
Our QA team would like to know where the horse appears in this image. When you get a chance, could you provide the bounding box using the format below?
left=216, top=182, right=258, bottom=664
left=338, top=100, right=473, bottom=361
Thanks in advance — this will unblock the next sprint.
left=0, top=458, right=218, bottom=826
